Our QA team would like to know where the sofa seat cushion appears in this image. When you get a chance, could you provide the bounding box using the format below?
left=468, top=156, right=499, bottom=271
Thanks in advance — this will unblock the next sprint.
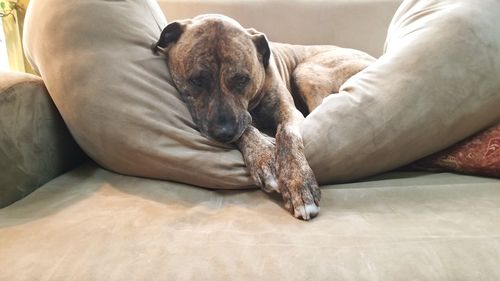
left=1, top=163, right=499, bottom=280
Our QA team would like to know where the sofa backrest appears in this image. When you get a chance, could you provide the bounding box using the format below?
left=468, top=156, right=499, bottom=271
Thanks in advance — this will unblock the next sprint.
left=157, top=0, right=403, bottom=57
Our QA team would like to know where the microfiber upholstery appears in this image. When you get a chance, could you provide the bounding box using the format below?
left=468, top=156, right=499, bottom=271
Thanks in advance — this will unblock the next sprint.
left=23, top=0, right=500, bottom=187
left=1, top=163, right=500, bottom=280
left=23, top=0, right=254, bottom=189
left=0, top=71, right=85, bottom=207
left=303, top=0, right=500, bottom=183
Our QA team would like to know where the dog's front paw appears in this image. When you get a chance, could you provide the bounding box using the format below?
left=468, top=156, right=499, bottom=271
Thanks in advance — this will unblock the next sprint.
left=249, top=137, right=279, bottom=193
left=279, top=164, right=321, bottom=221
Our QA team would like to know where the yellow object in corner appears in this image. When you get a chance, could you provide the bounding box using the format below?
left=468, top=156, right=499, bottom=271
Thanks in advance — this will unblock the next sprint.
left=1, top=0, right=33, bottom=73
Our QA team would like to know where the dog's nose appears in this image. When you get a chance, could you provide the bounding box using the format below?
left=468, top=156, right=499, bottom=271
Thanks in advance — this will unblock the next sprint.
left=211, top=124, right=237, bottom=143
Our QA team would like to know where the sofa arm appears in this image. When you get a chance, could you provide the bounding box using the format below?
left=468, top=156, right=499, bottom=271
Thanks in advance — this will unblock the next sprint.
left=0, top=71, right=86, bottom=208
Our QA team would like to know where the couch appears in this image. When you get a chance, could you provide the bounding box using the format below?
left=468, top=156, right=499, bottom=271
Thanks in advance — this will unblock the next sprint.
left=1, top=0, right=500, bottom=280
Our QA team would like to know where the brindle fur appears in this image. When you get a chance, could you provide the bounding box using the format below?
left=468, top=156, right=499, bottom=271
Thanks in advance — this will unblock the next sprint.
left=153, top=14, right=375, bottom=220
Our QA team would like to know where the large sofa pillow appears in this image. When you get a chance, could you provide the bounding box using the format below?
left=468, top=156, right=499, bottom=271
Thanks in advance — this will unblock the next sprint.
left=302, top=0, right=500, bottom=183
left=23, top=0, right=253, bottom=188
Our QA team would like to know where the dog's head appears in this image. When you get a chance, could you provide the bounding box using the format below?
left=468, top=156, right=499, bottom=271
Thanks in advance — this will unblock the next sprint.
left=153, top=14, right=271, bottom=144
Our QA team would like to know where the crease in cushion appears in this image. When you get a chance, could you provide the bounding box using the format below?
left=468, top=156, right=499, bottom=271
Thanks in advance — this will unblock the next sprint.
left=23, top=0, right=254, bottom=189
left=302, top=0, right=500, bottom=184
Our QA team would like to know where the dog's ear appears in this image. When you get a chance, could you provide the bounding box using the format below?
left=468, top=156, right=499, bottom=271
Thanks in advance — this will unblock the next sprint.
left=152, top=21, right=189, bottom=54
left=247, top=28, right=271, bottom=68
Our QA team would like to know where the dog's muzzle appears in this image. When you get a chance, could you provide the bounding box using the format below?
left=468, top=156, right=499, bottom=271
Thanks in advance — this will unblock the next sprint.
left=208, top=112, right=251, bottom=143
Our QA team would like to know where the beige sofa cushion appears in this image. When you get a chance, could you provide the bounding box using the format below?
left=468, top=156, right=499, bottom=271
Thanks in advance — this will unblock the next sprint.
left=303, top=0, right=500, bottom=183
left=24, top=0, right=500, bottom=188
left=1, top=163, right=500, bottom=280
left=24, top=0, right=253, bottom=189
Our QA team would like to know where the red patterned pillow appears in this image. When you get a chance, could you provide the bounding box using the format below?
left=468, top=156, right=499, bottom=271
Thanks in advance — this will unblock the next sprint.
left=410, top=124, right=500, bottom=178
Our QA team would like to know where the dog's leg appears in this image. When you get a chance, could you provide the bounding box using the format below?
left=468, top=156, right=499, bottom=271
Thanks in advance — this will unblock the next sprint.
left=276, top=106, right=321, bottom=220
left=236, top=126, right=279, bottom=193
left=292, top=50, right=375, bottom=113
left=258, top=83, right=321, bottom=220
left=292, top=63, right=340, bottom=113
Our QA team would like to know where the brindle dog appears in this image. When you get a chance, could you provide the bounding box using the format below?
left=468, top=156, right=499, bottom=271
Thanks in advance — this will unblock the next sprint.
left=153, top=14, right=375, bottom=220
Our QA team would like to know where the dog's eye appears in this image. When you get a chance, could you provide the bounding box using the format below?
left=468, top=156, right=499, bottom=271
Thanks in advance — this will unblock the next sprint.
left=188, top=75, right=208, bottom=88
left=231, top=75, right=250, bottom=91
